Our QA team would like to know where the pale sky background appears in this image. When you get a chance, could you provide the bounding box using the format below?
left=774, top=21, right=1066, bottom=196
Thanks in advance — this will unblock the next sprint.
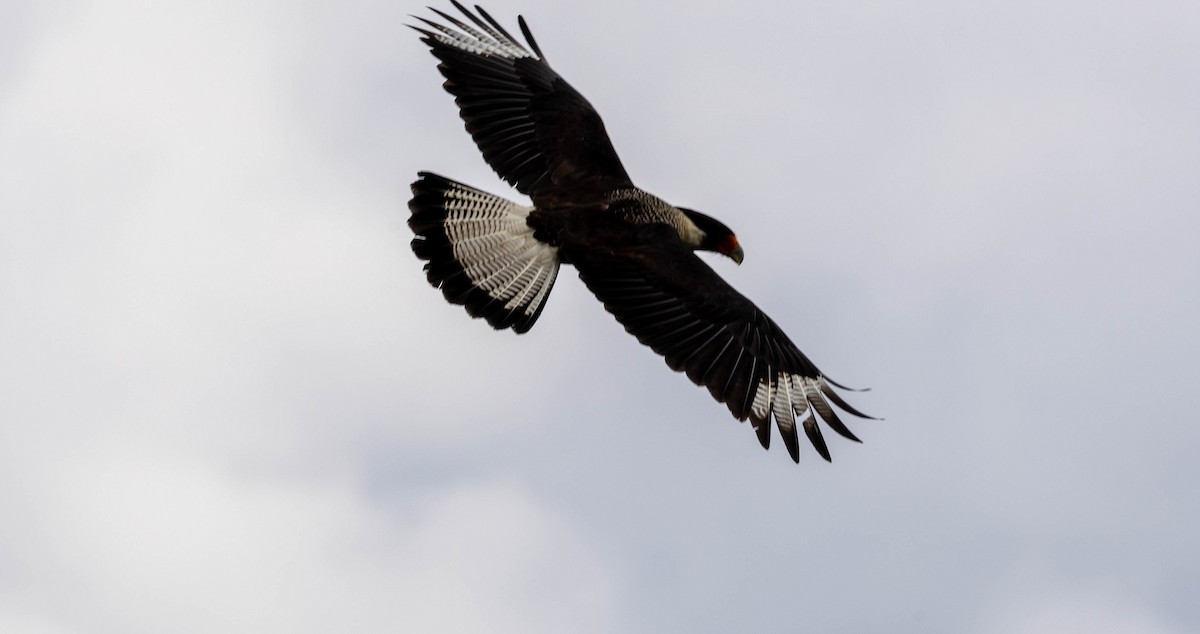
left=2, top=1, right=1198, bottom=632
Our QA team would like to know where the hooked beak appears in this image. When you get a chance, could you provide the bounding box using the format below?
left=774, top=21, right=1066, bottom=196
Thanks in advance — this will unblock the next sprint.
left=722, top=235, right=744, bottom=265
left=729, top=245, right=744, bottom=265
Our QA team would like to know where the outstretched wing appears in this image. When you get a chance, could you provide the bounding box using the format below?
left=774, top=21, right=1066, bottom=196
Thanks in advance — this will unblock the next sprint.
left=564, top=221, right=874, bottom=463
left=411, top=2, right=632, bottom=204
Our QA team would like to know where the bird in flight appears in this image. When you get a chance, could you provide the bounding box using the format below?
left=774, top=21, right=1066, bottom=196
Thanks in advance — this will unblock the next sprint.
left=408, top=2, right=875, bottom=463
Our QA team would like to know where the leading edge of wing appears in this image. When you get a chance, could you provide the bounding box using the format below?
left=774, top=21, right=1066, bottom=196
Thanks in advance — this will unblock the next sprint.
left=569, top=224, right=875, bottom=463
left=411, top=3, right=633, bottom=203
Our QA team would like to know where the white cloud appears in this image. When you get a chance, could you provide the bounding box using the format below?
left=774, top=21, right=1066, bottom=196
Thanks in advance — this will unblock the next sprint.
left=0, top=445, right=616, bottom=633
left=2, top=0, right=1198, bottom=632
left=973, top=560, right=1184, bottom=634
left=1, top=3, right=617, bottom=632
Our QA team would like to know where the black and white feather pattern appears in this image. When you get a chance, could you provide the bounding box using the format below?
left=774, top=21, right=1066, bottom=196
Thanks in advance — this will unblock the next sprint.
left=562, top=221, right=874, bottom=463
left=409, top=172, right=560, bottom=334
left=409, top=4, right=876, bottom=464
left=410, top=1, right=632, bottom=204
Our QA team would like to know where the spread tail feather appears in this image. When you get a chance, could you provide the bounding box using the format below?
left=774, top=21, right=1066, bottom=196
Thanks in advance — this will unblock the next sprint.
left=408, top=171, right=560, bottom=333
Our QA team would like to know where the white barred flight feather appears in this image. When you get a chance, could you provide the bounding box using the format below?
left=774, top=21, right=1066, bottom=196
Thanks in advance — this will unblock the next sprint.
left=409, top=172, right=559, bottom=334
left=408, top=2, right=876, bottom=464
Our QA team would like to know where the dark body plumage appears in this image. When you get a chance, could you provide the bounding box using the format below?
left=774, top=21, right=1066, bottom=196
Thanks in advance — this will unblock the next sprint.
left=408, top=2, right=874, bottom=463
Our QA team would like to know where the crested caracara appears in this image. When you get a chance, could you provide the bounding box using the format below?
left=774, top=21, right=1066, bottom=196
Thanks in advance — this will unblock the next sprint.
left=407, top=2, right=876, bottom=463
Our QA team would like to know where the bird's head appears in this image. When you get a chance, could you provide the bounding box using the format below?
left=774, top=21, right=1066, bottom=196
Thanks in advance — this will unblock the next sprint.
left=680, top=208, right=744, bottom=265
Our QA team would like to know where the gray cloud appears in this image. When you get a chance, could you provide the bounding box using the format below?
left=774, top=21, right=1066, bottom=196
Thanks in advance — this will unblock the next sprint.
left=2, top=0, right=1197, bottom=632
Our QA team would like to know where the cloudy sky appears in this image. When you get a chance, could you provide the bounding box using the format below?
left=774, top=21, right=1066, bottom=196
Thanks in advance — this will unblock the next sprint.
left=2, top=0, right=1197, bottom=632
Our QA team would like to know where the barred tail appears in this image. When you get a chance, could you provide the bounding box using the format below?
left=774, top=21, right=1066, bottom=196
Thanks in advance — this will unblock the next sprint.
left=408, top=172, right=560, bottom=334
